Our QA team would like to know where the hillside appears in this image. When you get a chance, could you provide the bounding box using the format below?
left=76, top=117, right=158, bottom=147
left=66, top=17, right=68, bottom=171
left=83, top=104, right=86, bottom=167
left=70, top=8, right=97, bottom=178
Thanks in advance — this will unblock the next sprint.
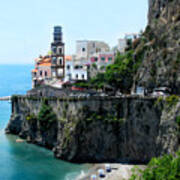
left=133, top=0, right=180, bottom=94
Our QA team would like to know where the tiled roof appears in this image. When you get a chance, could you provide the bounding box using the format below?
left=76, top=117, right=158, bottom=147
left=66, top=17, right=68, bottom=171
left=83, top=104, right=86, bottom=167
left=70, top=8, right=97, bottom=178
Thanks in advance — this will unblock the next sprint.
left=38, top=56, right=52, bottom=67
left=39, top=62, right=51, bottom=67
left=32, top=69, right=38, bottom=73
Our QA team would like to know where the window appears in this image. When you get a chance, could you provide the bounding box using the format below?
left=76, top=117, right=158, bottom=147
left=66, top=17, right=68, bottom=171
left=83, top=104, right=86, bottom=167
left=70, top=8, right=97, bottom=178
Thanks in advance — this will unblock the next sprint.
left=101, top=57, right=105, bottom=61
left=52, top=71, right=56, bottom=77
left=52, top=47, right=57, bottom=54
left=57, top=57, right=63, bottom=65
left=59, top=59, right=62, bottom=65
left=59, top=48, right=62, bottom=54
left=108, top=57, right=112, bottom=61
left=58, top=68, right=63, bottom=76
left=45, top=71, right=47, bottom=76
left=82, top=48, right=86, bottom=52
left=40, top=71, right=42, bottom=76
left=82, top=74, right=85, bottom=79
left=76, top=74, right=78, bottom=79
left=75, top=65, right=79, bottom=69
left=68, top=74, right=72, bottom=79
left=52, top=57, right=57, bottom=64
left=67, top=65, right=70, bottom=70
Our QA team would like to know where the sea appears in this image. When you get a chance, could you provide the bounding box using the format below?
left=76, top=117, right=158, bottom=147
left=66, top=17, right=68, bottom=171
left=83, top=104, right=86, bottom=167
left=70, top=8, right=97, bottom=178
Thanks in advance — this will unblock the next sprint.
left=0, top=65, right=87, bottom=180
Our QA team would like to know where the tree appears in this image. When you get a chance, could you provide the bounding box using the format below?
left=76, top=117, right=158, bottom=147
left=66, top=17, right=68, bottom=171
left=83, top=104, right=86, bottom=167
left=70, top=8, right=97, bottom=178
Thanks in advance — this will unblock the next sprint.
left=105, top=50, right=134, bottom=93
left=130, top=151, right=180, bottom=180
left=38, top=99, right=57, bottom=129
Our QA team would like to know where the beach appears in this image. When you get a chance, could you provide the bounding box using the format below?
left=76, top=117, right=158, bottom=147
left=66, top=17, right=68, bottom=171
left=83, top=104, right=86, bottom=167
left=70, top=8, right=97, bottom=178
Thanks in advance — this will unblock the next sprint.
left=77, top=163, right=146, bottom=180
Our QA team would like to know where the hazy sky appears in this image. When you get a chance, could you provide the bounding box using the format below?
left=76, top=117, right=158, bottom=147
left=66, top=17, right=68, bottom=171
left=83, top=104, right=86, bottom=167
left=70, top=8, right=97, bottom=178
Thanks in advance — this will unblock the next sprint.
left=0, top=0, right=148, bottom=64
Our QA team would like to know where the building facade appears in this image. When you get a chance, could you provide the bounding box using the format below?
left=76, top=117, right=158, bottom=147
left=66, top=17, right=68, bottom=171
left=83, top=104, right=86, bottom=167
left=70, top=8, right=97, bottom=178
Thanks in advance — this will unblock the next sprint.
left=90, top=52, right=115, bottom=69
left=65, top=56, right=88, bottom=82
left=76, top=40, right=110, bottom=60
left=118, top=38, right=127, bottom=53
left=32, top=56, right=52, bottom=88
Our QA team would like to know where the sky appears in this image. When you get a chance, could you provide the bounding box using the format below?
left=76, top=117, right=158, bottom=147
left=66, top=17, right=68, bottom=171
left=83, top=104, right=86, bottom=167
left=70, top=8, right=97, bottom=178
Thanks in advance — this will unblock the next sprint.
left=0, top=0, right=148, bottom=64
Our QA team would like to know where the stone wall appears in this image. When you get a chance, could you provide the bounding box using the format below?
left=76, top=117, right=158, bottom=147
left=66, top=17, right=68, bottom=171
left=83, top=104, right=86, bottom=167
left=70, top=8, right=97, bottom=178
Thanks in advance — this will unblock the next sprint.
left=6, top=95, right=180, bottom=163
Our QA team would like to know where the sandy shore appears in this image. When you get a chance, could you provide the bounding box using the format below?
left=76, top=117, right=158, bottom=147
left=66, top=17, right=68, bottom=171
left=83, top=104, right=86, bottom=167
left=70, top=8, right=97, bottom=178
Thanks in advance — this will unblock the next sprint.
left=77, top=163, right=146, bottom=180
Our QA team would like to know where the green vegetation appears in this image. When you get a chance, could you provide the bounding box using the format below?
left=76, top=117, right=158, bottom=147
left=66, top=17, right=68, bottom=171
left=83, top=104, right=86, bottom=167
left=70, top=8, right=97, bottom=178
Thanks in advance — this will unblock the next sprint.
left=165, top=95, right=179, bottom=110
left=75, top=48, right=145, bottom=93
left=11, top=95, right=18, bottom=102
left=154, top=96, right=164, bottom=107
left=78, top=105, right=125, bottom=129
left=154, top=95, right=179, bottom=111
left=105, top=50, right=134, bottom=92
left=37, top=99, right=57, bottom=129
left=26, top=114, right=36, bottom=123
left=130, top=151, right=180, bottom=180
left=92, top=63, right=97, bottom=69
left=176, top=116, right=180, bottom=127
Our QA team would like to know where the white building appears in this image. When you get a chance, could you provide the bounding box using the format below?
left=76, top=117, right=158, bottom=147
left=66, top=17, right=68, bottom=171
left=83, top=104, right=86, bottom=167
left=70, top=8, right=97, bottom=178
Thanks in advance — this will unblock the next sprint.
left=117, top=33, right=139, bottom=53
left=118, top=38, right=127, bottom=53
left=76, top=40, right=110, bottom=60
left=125, top=33, right=139, bottom=40
left=65, top=56, right=88, bottom=81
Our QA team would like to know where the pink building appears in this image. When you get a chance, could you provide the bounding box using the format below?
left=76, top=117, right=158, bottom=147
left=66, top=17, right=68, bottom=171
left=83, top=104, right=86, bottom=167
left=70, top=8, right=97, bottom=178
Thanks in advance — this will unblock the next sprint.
left=98, top=52, right=114, bottom=63
left=90, top=52, right=115, bottom=64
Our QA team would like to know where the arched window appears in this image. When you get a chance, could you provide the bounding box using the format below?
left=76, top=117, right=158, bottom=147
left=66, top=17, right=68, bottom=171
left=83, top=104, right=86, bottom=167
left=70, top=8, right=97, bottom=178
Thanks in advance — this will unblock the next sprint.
left=58, top=57, right=63, bottom=65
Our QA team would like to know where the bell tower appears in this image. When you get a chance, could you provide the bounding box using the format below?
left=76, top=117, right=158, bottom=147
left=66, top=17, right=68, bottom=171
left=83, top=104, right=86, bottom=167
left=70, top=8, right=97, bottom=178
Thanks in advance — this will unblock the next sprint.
left=51, top=26, right=65, bottom=79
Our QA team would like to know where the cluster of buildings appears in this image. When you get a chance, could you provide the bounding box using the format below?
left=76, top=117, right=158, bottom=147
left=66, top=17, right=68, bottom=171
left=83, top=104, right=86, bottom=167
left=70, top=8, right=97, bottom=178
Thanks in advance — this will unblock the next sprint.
left=32, top=26, right=138, bottom=89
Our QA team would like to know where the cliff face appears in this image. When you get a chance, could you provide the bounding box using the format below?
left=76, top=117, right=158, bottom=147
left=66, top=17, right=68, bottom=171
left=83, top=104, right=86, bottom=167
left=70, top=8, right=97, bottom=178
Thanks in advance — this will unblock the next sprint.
left=134, top=0, right=180, bottom=93
left=6, top=96, right=180, bottom=163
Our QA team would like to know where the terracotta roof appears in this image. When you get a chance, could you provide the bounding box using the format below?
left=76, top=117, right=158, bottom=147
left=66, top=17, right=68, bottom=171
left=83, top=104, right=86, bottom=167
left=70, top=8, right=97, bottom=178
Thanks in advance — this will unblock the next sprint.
left=32, top=69, right=38, bottom=73
left=37, top=56, right=52, bottom=67
left=65, top=55, right=72, bottom=61
left=39, top=62, right=51, bottom=67
left=43, top=57, right=51, bottom=63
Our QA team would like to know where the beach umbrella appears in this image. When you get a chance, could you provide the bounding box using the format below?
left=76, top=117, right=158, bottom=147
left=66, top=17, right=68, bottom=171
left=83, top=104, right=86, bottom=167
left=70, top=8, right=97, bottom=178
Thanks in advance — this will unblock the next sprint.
left=105, top=164, right=111, bottom=172
left=98, top=169, right=105, bottom=178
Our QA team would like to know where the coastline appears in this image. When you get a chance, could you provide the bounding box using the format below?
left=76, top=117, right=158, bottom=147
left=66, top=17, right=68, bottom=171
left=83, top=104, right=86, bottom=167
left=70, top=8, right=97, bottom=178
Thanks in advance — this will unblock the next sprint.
left=76, top=163, right=146, bottom=180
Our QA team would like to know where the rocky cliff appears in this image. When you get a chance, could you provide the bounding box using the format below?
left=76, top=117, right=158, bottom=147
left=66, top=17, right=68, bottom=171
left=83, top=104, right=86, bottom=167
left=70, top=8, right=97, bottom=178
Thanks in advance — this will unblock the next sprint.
left=133, top=0, right=180, bottom=94
left=6, top=95, right=180, bottom=163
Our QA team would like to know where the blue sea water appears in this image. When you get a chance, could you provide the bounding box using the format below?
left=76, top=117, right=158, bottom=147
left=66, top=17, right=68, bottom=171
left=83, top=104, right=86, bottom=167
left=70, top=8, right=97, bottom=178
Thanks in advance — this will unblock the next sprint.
left=0, top=65, right=86, bottom=180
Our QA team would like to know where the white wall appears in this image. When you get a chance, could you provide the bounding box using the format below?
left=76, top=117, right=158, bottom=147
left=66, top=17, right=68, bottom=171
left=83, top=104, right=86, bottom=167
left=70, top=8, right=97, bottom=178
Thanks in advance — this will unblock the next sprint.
left=65, top=60, right=88, bottom=81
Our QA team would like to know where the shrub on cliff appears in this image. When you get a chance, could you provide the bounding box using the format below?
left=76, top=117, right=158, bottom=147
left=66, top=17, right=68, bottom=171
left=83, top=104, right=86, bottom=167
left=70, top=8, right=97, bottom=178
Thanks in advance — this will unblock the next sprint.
left=165, top=95, right=179, bottom=110
left=176, top=116, right=180, bottom=128
left=26, top=114, right=37, bottom=123
left=130, top=151, right=180, bottom=180
left=38, top=99, right=57, bottom=128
